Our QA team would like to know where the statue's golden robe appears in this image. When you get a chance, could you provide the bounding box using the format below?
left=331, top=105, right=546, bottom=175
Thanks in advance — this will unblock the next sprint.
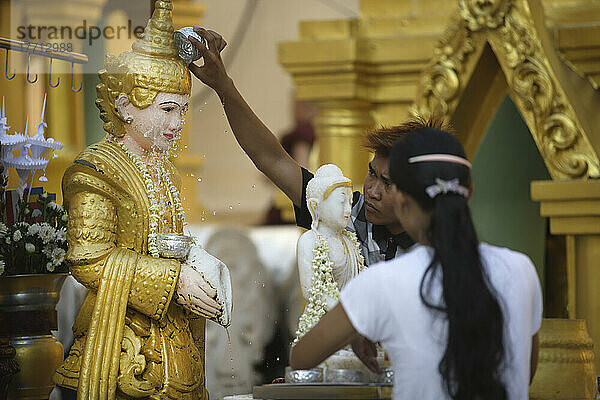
left=53, top=140, right=209, bottom=400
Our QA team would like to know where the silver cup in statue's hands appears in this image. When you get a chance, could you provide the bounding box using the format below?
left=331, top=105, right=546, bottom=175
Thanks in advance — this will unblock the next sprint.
left=174, top=27, right=208, bottom=64
left=157, top=233, right=194, bottom=260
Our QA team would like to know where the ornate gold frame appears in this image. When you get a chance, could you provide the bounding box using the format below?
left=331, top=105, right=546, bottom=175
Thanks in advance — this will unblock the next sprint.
left=413, top=0, right=600, bottom=180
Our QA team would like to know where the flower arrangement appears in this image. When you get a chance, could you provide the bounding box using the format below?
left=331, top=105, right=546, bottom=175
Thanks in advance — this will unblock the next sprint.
left=294, top=230, right=365, bottom=343
left=0, top=94, right=67, bottom=276
left=0, top=167, right=68, bottom=276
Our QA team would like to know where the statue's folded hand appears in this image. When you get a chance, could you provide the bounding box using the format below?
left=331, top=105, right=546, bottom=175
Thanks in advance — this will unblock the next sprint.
left=176, top=262, right=222, bottom=319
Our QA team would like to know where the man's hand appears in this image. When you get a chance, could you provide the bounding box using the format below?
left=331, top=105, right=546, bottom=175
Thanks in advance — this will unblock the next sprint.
left=175, top=262, right=222, bottom=319
left=351, top=335, right=382, bottom=374
left=187, top=27, right=229, bottom=93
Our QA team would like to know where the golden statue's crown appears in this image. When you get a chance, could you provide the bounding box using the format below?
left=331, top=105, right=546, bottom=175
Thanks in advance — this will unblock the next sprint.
left=133, top=0, right=179, bottom=58
left=96, top=0, right=192, bottom=137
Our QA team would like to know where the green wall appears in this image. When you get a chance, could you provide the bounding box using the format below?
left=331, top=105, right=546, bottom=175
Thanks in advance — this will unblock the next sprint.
left=469, top=96, right=550, bottom=283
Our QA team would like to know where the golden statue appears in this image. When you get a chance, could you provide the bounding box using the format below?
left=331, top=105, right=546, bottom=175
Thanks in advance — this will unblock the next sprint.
left=53, top=1, right=225, bottom=398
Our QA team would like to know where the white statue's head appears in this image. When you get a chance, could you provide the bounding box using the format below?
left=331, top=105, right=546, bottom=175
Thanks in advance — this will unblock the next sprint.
left=306, top=164, right=353, bottom=232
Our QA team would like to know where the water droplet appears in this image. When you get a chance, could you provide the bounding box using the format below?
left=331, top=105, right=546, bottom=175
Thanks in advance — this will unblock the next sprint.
left=201, top=217, right=205, bottom=221
left=276, top=356, right=280, bottom=361
left=237, top=202, right=241, bottom=206
left=190, top=173, right=195, bottom=177
left=228, top=205, right=233, bottom=210
left=212, top=211, right=217, bottom=216
left=251, top=184, right=256, bottom=189
left=184, top=145, right=188, bottom=149
left=261, top=283, right=265, bottom=288
left=197, top=177, right=202, bottom=182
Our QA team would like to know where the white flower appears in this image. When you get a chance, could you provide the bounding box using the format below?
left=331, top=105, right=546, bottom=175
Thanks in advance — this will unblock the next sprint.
left=13, top=230, right=22, bottom=242
left=32, top=209, right=42, bottom=218
left=56, top=228, right=66, bottom=242
left=46, top=261, right=55, bottom=272
left=25, top=243, right=35, bottom=253
left=0, top=222, right=8, bottom=236
left=51, top=247, right=66, bottom=266
left=42, top=245, right=53, bottom=257
left=38, top=223, right=56, bottom=244
left=27, top=224, right=41, bottom=236
left=0, top=260, right=4, bottom=275
left=61, top=213, right=68, bottom=222
left=47, top=202, right=62, bottom=212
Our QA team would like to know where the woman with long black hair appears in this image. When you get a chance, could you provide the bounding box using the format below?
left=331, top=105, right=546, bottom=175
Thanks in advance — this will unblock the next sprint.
left=290, top=127, right=542, bottom=399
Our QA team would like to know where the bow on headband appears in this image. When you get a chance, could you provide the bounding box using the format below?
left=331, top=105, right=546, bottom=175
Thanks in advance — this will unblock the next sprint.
left=425, top=178, right=470, bottom=199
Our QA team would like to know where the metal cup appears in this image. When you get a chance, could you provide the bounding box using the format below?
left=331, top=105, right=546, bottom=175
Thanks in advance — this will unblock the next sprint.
left=173, top=27, right=208, bottom=64
left=325, top=368, right=363, bottom=383
left=156, top=233, right=194, bottom=260
left=284, top=366, right=323, bottom=383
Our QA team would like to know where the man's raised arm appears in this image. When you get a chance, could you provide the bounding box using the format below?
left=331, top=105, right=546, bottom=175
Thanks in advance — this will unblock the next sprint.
left=187, top=28, right=304, bottom=207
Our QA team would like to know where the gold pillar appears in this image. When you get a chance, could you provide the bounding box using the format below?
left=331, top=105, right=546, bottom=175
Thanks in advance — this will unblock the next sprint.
left=314, top=100, right=373, bottom=186
left=532, top=179, right=600, bottom=371
left=279, top=0, right=456, bottom=184
left=172, top=0, right=205, bottom=31
left=15, top=0, right=107, bottom=203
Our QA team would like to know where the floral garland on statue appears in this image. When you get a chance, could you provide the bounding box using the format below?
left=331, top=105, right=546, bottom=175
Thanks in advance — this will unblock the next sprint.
left=159, top=162, right=187, bottom=228
left=294, top=230, right=364, bottom=343
left=111, top=138, right=187, bottom=257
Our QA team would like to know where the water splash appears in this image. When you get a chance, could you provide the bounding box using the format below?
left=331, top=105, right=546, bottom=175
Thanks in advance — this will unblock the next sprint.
left=225, top=327, right=236, bottom=394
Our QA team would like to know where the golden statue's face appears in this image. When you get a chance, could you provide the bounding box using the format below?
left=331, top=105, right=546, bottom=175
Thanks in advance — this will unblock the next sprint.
left=117, top=92, right=190, bottom=154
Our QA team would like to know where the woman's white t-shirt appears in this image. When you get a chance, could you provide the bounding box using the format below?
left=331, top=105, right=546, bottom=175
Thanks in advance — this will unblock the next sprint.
left=339, top=243, right=542, bottom=400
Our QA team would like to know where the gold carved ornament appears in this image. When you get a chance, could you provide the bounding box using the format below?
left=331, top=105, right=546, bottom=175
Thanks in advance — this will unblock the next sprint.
left=413, top=0, right=600, bottom=179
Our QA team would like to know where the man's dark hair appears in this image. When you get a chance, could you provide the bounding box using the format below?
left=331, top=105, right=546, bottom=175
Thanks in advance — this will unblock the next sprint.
left=364, top=115, right=452, bottom=158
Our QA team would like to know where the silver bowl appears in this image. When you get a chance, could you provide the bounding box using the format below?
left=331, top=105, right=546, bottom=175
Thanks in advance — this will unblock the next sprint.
left=325, top=368, right=363, bottom=383
left=285, top=366, right=323, bottom=383
left=157, top=233, right=194, bottom=259
left=174, top=27, right=208, bottom=64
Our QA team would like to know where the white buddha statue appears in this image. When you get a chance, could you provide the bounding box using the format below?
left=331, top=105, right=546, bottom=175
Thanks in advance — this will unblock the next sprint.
left=294, top=165, right=379, bottom=375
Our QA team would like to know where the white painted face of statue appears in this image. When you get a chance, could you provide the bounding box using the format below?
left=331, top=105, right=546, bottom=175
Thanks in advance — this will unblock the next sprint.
left=116, top=92, right=189, bottom=159
left=318, top=186, right=353, bottom=233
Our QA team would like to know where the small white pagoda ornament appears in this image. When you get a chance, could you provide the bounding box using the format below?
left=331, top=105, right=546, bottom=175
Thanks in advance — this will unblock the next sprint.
left=0, top=94, right=64, bottom=196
